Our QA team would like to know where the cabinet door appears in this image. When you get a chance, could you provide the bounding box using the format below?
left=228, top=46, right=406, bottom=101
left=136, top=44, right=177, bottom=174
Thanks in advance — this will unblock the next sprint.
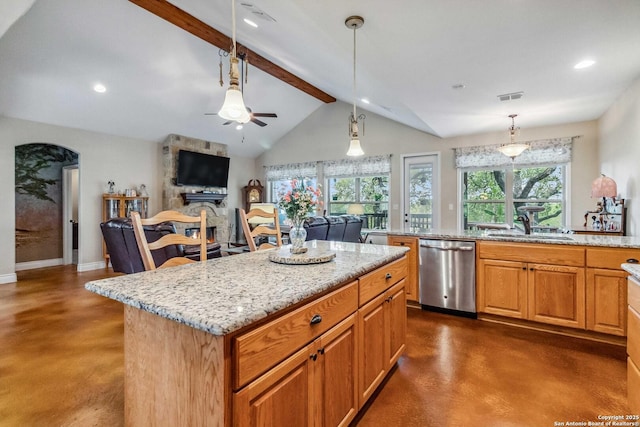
left=314, top=314, right=358, bottom=427
left=386, top=280, right=407, bottom=367
left=528, top=263, right=585, bottom=328
left=586, top=268, right=627, bottom=336
left=357, top=292, right=387, bottom=408
left=387, top=236, right=418, bottom=301
left=477, top=259, right=528, bottom=319
left=234, top=345, right=314, bottom=427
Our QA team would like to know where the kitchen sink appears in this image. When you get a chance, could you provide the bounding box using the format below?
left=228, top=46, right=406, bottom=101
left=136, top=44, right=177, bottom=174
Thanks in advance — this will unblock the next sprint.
left=486, top=232, right=574, bottom=241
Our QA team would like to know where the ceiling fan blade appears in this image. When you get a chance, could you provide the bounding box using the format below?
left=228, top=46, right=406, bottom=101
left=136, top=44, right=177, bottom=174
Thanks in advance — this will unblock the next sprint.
left=252, top=113, right=277, bottom=118
left=222, top=121, right=233, bottom=125
left=251, top=118, right=268, bottom=127
left=204, top=113, right=217, bottom=115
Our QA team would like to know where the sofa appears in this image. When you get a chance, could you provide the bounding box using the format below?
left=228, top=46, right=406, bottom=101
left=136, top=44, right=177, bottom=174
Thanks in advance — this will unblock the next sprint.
left=303, top=215, right=363, bottom=243
left=100, top=218, right=221, bottom=274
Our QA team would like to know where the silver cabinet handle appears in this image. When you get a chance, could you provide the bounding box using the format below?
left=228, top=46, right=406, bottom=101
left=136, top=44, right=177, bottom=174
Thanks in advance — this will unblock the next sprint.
left=420, top=244, right=474, bottom=251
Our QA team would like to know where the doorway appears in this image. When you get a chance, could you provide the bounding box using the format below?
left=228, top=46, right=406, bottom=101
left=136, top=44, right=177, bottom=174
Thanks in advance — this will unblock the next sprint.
left=15, top=143, right=79, bottom=270
left=63, top=166, right=79, bottom=265
left=402, top=154, right=440, bottom=231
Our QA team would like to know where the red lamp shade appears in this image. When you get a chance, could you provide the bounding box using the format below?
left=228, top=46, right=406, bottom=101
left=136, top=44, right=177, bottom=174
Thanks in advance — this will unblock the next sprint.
left=591, top=174, right=617, bottom=198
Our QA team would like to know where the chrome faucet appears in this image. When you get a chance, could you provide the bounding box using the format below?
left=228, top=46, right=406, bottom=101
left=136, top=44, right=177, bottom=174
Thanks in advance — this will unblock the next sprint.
left=517, top=214, right=531, bottom=234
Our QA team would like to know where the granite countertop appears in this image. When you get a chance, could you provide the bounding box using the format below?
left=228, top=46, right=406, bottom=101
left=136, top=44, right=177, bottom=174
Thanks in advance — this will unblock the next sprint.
left=85, top=240, right=408, bottom=336
left=388, top=229, right=640, bottom=248
left=623, top=263, right=640, bottom=281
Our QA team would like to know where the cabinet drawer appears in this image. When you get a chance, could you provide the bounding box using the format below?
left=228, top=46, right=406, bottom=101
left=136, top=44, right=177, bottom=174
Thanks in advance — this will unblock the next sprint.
left=359, top=257, right=407, bottom=306
left=233, top=281, right=358, bottom=390
left=587, top=247, right=640, bottom=269
left=478, top=242, right=584, bottom=266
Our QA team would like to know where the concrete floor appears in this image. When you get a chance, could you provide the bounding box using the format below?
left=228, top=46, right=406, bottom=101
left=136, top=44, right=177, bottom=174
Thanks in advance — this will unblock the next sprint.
left=0, top=265, right=628, bottom=426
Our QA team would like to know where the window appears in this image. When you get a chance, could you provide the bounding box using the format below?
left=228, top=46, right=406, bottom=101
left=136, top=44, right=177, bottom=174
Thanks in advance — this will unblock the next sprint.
left=462, top=164, right=566, bottom=231
left=265, top=155, right=392, bottom=230
left=326, top=175, right=389, bottom=230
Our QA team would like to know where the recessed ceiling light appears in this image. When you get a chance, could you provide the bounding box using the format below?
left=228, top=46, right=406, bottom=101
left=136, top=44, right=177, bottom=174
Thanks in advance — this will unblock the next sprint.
left=93, top=83, right=106, bottom=93
left=361, top=98, right=370, bottom=104
left=243, top=18, right=258, bottom=28
left=574, top=59, right=595, bottom=69
left=236, top=124, right=243, bottom=130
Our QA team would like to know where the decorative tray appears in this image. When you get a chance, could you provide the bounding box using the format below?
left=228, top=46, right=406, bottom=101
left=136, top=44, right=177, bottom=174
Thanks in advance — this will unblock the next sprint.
left=268, top=246, right=336, bottom=265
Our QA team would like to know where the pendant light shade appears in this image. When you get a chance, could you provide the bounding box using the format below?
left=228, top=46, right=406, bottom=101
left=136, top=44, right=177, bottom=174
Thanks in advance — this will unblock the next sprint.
left=218, top=0, right=250, bottom=124
left=347, top=139, right=364, bottom=156
left=497, top=114, right=529, bottom=159
left=346, top=16, right=365, bottom=157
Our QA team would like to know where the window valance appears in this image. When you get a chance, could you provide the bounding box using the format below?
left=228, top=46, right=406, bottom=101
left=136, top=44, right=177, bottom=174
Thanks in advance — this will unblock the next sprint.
left=323, top=155, right=392, bottom=177
left=264, top=161, right=318, bottom=181
left=454, top=137, right=574, bottom=169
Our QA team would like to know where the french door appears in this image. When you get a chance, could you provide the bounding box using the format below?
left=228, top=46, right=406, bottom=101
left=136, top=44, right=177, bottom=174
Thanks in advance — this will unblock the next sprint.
left=402, top=154, right=439, bottom=231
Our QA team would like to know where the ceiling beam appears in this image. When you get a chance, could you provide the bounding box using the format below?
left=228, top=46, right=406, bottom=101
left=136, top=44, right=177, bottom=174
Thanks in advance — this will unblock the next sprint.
left=129, top=0, right=336, bottom=104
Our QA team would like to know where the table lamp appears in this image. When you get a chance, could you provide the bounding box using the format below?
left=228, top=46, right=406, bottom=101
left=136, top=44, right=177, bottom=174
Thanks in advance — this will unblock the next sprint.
left=591, top=174, right=617, bottom=213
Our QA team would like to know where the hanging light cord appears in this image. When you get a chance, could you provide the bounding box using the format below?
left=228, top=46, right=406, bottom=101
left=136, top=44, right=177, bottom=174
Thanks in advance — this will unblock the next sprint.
left=231, top=0, right=237, bottom=58
left=352, top=24, right=357, bottom=120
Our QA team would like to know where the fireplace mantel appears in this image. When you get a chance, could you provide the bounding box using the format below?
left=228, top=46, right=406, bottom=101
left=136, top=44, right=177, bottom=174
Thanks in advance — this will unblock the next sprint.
left=180, top=192, right=226, bottom=205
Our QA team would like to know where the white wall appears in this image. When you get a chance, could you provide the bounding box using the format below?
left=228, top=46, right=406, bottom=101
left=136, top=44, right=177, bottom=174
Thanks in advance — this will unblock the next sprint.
left=599, top=75, right=640, bottom=236
left=0, top=115, right=256, bottom=282
left=226, top=155, right=257, bottom=242
left=256, top=102, right=599, bottom=231
left=0, top=116, right=162, bottom=280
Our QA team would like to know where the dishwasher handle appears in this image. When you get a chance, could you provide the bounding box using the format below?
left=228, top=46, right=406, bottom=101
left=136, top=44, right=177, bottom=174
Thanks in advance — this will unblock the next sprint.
left=420, top=243, right=475, bottom=251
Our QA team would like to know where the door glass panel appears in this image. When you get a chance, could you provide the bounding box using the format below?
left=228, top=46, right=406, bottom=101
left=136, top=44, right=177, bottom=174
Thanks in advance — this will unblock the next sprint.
left=403, top=155, right=438, bottom=231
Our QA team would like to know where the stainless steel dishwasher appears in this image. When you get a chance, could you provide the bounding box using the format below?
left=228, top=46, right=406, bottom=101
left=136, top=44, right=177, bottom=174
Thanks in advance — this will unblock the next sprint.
left=419, top=239, right=476, bottom=317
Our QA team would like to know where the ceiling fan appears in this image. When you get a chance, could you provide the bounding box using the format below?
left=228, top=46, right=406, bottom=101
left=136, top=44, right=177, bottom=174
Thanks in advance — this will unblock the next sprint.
left=205, top=107, right=277, bottom=127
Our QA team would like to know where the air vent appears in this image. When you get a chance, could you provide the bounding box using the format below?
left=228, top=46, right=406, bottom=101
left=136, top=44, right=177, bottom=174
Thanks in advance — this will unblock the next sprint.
left=240, top=3, right=277, bottom=22
left=497, top=91, right=524, bottom=102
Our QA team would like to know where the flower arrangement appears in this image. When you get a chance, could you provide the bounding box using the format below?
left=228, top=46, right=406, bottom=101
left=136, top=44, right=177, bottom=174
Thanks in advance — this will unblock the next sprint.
left=278, top=179, right=323, bottom=226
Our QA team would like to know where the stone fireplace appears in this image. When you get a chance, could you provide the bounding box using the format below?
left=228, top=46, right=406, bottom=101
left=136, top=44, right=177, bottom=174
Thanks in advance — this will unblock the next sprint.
left=161, top=134, right=230, bottom=244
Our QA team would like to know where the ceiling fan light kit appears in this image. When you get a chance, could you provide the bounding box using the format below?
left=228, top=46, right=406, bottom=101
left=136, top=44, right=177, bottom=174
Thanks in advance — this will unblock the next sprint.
left=218, top=0, right=251, bottom=124
left=497, top=114, right=529, bottom=159
left=346, top=15, right=365, bottom=157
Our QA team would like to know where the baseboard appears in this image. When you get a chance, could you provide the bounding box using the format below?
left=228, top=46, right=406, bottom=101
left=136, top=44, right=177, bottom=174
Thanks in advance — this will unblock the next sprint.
left=15, top=258, right=64, bottom=271
left=77, top=261, right=108, bottom=272
left=478, top=313, right=627, bottom=347
left=0, top=273, right=18, bottom=284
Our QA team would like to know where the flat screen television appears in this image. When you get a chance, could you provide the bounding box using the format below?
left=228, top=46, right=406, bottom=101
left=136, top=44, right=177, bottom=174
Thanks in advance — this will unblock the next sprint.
left=176, top=150, right=230, bottom=188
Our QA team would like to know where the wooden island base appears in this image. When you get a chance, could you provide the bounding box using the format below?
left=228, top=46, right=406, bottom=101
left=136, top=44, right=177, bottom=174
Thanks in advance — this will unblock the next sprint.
left=121, top=256, right=407, bottom=427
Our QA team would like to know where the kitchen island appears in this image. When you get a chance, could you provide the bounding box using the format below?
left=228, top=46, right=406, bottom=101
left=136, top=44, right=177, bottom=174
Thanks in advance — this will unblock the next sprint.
left=86, top=240, right=409, bottom=427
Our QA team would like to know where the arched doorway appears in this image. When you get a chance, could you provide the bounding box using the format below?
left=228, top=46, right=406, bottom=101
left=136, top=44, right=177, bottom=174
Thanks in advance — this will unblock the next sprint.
left=15, top=143, right=79, bottom=270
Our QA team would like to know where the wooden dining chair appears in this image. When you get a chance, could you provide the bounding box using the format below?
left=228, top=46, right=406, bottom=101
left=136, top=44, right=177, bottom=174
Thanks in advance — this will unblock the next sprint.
left=131, top=209, right=207, bottom=270
left=239, top=207, right=282, bottom=252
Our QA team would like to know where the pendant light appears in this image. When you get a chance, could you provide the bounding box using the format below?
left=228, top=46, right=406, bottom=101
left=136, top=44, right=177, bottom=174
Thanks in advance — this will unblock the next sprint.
left=218, top=0, right=251, bottom=124
left=346, top=16, right=365, bottom=157
left=497, top=114, right=529, bottom=159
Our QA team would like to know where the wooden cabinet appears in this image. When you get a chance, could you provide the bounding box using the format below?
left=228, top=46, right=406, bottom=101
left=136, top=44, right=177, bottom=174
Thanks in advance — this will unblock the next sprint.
left=627, top=276, right=640, bottom=413
left=232, top=257, right=407, bottom=427
left=528, top=263, right=585, bottom=328
left=357, top=279, right=406, bottom=408
left=234, top=314, right=358, bottom=427
left=477, top=259, right=528, bottom=319
left=101, top=193, right=149, bottom=262
left=586, top=248, right=640, bottom=336
left=387, top=235, right=419, bottom=301
left=477, top=241, right=586, bottom=329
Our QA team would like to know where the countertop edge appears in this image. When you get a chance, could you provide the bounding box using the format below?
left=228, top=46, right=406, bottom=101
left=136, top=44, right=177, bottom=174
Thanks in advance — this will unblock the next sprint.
left=85, top=244, right=408, bottom=337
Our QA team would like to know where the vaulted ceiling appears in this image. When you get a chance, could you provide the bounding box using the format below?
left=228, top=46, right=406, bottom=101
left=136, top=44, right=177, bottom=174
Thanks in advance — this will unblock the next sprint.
left=1, top=0, right=639, bottom=157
